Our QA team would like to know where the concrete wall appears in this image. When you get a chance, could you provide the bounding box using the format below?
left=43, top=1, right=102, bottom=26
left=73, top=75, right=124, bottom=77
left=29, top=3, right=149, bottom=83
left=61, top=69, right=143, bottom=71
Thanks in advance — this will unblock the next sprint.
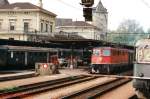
left=0, top=11, right=37, bottom=32
left=93, top=12, right=107, bottom=34
left=92, top=1, right=108, bottom=37
left=39, top=12, right=56, bottom=33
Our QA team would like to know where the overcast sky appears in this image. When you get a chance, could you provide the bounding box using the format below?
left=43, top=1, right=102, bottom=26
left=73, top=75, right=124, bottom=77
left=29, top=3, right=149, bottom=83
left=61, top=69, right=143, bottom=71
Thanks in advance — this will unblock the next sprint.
left=8, top=0, right=150, bottom=31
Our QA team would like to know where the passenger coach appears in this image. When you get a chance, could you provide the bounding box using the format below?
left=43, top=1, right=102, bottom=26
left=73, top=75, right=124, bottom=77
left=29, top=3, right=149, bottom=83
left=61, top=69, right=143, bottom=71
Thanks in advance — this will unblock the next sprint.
left=0, top=45, right=58, bottom=70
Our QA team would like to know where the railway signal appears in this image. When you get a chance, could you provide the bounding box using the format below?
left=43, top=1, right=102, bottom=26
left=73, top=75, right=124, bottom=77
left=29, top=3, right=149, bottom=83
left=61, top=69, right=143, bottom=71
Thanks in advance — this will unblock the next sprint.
left=43, top=64, right=48, bottom=68
left=81, top=0, right=94, bottom=21
left=81, top=0, right=94, bottom=7
left=83, top=8, right=92, bottom=21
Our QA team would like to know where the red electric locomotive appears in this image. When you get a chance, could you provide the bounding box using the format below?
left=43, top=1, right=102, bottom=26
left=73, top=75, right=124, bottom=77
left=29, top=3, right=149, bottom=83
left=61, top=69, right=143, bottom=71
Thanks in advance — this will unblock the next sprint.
left=91, top=47, right=134, bottom=74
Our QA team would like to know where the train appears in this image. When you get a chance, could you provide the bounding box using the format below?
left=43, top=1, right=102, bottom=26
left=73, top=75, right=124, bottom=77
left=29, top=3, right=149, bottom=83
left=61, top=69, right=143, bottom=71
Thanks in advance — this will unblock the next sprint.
left=133, top=39, right=150, bottom=99
left=90, top=47, right=134, bottom=74
left=0, top=45, right=59, bottom=70
left=0, top=45, right=90, bottom=70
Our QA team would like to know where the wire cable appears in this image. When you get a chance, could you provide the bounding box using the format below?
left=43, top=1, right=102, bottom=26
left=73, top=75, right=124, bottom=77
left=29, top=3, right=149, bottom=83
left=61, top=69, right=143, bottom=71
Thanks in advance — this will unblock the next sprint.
left=56, top=0, right=82, bottom=11
left=140, top=0, right=150, bottom=9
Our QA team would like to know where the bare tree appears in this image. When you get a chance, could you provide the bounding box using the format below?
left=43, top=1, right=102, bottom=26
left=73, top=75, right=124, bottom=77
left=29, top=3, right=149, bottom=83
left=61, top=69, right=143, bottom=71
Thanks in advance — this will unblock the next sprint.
left=107, top=19, right=145, bottom=45
left=117, top=19, right=144, bottom=33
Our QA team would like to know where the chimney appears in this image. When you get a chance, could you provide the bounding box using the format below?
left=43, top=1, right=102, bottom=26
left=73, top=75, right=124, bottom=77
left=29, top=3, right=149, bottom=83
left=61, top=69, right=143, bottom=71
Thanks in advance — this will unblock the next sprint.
left=38, top=0, right=43, bottom=8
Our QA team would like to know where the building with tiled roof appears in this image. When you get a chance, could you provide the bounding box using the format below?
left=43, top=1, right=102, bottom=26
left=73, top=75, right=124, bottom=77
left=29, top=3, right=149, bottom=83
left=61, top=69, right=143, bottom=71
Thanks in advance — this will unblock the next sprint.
left=56, top=18, right=102, bottom=40
left=0, top=0, right=56, bottom=41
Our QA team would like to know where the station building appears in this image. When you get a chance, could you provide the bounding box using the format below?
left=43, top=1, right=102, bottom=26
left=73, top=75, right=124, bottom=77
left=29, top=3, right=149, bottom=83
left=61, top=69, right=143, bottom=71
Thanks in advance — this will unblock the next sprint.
left=0, top=0, right=56, bottom=41
left=56, top=19, right=102, bottom=40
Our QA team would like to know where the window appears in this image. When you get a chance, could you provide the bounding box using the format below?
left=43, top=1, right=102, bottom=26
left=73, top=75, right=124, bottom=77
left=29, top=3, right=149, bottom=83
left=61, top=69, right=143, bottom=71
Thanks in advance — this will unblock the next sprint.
left=112, top=50, right=117, bottom=56
left=93, top=49, right=100, bottom=56
left=45, top=23, right=48, bottom=32
left=50, top=25, right=53, bottom=32
left=10, top=22, right=15, bottom=31
left=24, top=22, right=29, bottom=33
left=24, top=12, right=30, bottom=14
left=137, top=48, right=150, bottom=63
left=8, top=11, right=16, bottom=15
left=117, top=50, right=119, bottom=55
left=41, top=23, right=43, bottom=32
left=103, top=49, right=111, bottom=56
left=0, top=22, right=2, bottom=29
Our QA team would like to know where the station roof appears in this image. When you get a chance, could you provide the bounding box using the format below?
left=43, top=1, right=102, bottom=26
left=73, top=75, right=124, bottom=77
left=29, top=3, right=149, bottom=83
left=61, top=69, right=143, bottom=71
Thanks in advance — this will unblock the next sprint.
left=0, top=39, right=135, bottom=50
left=0, top=39, right=63, bottom=48
left=48, top=39, right=135, bottom=49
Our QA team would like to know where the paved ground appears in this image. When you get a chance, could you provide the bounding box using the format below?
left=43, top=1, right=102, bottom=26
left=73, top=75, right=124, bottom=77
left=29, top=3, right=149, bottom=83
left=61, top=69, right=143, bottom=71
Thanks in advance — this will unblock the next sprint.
left=59, top=68, right=89, bottom=75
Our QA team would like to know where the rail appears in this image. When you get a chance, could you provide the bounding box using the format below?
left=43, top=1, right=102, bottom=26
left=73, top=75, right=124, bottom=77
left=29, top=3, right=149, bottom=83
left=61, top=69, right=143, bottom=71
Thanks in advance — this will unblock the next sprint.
left=0, top=75, right=98, bottom=99
left=62, top=78, right=131, bottom=99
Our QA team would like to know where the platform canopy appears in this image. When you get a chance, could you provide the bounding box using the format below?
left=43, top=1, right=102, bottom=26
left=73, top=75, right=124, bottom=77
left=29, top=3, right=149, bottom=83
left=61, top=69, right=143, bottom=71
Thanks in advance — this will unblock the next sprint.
left=0, top=39, right=135, bottom=50
left=48, top=39, right=135, bottom=50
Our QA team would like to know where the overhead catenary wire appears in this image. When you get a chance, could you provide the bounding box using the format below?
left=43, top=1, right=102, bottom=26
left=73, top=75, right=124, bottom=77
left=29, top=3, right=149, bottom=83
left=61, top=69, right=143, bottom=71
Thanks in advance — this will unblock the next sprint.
left=55, top=0, right=102, bottom=15
left=54, top=0, right=107, bottom=28
left=55, top=0, right=82, bottom=11
left=140, top=0, right=150, bottom=9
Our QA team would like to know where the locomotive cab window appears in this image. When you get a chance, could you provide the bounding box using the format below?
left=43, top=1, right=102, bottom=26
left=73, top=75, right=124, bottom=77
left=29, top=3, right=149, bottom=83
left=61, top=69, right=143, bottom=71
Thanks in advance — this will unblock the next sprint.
left=137, top=45, right=150, bottom=63
left=93, top=49, right=100, bottom=56
left=103, top=49, right=110, bottom=56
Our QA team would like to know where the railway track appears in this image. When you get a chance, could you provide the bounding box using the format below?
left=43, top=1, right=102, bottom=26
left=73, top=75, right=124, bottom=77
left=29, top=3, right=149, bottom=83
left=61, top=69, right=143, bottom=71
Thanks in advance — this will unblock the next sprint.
left=0, top=75, right=98, bottom=99
left=62, top=78, right=131, bottom=99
